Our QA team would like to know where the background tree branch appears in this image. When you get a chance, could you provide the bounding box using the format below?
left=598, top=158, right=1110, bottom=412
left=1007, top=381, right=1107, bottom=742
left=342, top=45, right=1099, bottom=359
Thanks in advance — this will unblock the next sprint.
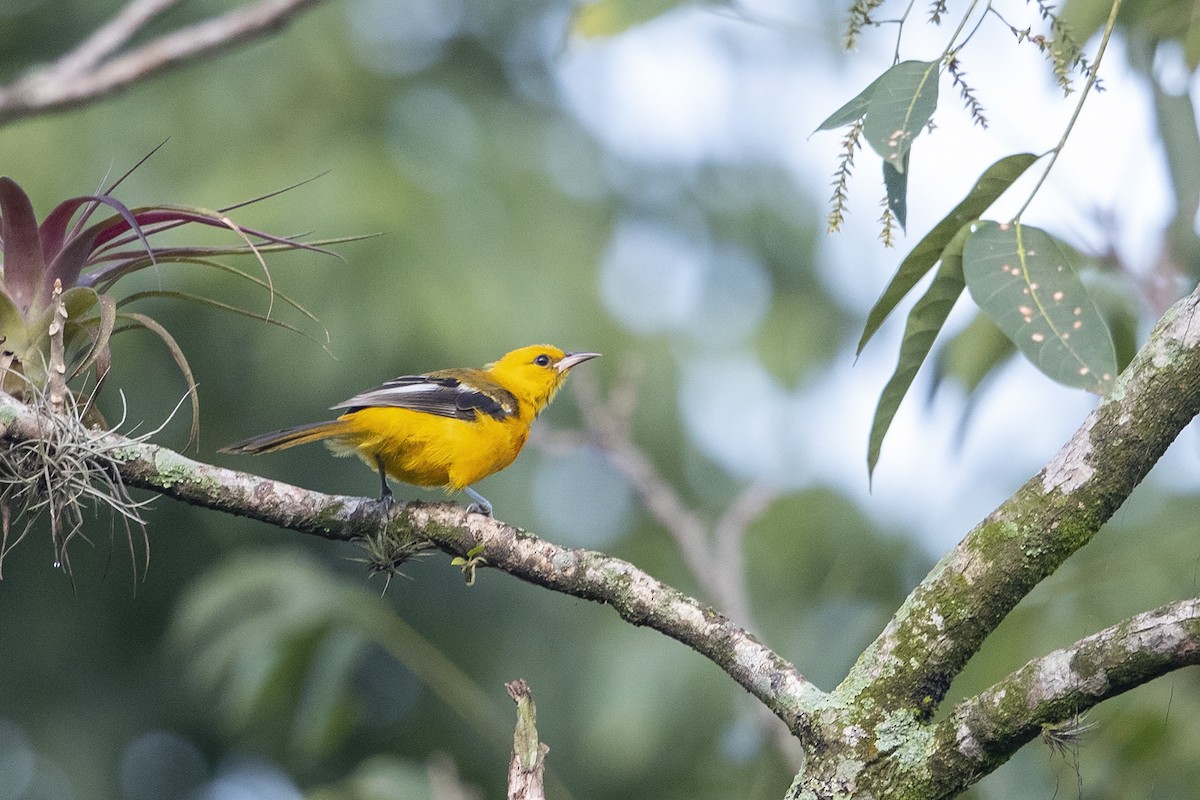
left=539, top=363, right=800, bottom=764
left=0, top=0, right=328, bottom=126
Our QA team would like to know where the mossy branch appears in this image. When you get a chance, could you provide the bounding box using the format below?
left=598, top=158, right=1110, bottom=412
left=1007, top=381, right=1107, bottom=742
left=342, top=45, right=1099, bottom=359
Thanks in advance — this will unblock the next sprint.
left=777, top=282, right=1200, bottom=797
left=934, top=597, right=1200, bottom=787
left=0, top=392, right=823, bottom=736
left=844, top=283, right=1200, bottom=715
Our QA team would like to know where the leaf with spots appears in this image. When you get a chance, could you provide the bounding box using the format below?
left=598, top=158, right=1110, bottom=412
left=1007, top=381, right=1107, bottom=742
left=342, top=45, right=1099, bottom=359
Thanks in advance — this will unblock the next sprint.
left=963, top=221, right=1117, bottom=394
left=868, top=223, right=970, bottom=479
left=862, top=60, right=939, bottom=174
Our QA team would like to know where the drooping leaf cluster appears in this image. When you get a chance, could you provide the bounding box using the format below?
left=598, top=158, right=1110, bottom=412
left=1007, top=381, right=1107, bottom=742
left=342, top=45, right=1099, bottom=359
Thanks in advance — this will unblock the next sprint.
left=817, top=2, right=1131, bottom=475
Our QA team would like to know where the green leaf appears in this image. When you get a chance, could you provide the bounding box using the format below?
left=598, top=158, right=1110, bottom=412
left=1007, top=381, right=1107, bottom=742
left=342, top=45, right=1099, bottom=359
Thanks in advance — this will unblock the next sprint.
left=963, top=221, right=1117, bottom=393
left=22, top=286, right=99, bottom=359
left=883, top=156, right=909, bottom=231
left=59, top=285, right=100, bottom=318
left=1084, top=272, right=1140, bottom=372
left=932, top=310, right=1015, bottom=398
left=868, top=223, right=970, bottom=479
left=862, top=60, right=939, bottom=173
left=858, top=153, right=1040, bottom=355
left=0, top=287, right=30, bottom=352
left=930, top=311, right=1017, bottom=446
left=572, top=0, right=688, bottom=37
left=171, top=551, right=515, bottom=759
left=814, top=71, right=886, bottom=132
left=290, top=627, right=366, bottom=756
left=1153, top=86, right=1200, bottom=224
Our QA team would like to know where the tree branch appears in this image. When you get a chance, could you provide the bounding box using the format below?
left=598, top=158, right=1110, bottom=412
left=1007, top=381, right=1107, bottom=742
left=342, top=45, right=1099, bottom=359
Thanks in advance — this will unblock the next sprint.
left=0, top=390, right=826, bottom=737
left=0, top=0, right=329, bottom=126
left=933, top=597, right=1200, bottom=795
left=785, top=285, right=1200, bottom=798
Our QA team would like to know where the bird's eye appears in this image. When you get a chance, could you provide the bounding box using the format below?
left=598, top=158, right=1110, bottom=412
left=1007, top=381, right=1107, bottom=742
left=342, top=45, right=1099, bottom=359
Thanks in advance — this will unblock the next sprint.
left=534, top=354, right=551, bottom=367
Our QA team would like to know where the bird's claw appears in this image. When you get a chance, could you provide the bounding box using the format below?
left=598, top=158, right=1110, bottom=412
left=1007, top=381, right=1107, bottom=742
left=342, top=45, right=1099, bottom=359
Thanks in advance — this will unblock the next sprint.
left=463, top=486, right=493, bottom=516
left=465, top=501, right=493, bottom=517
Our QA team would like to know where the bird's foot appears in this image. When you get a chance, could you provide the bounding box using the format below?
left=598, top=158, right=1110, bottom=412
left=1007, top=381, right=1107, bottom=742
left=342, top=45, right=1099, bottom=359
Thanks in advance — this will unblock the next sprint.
left=464, top=486, right=493, bottom=517
left=376, top=485, right=395, bottom=510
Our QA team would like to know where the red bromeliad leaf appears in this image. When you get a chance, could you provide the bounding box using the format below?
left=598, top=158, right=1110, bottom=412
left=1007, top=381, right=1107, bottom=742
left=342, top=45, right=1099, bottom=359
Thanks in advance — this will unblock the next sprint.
left=1, top=161, right=349, bottom=406
left=0, top=177, right=47, bottom=312
left=40, top=196, right=145, bottom=267
left=43, top=197, right=156, bottom=294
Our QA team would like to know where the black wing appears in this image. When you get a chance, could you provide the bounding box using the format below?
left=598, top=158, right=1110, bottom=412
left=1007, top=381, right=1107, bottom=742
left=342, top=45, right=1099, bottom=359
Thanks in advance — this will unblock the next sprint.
left=331, top=373, right=517, bottom=422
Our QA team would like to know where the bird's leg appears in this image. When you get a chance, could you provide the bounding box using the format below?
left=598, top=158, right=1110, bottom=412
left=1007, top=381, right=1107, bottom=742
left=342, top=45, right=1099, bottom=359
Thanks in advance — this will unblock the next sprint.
left=464, top=486, right=493, bottom=517
left=375, top=456, right=394, bottom=506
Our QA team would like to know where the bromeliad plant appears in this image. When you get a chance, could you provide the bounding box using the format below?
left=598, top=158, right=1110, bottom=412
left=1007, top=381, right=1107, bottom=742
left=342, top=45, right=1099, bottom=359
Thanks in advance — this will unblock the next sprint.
left=0, top=154, right=334, bottom=437
left=0, top=151, right=342, bottom=575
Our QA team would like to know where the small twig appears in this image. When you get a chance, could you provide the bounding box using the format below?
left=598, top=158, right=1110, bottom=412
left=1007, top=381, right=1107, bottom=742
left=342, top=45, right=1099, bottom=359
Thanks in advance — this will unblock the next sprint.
left=1012, top=0, right=1123, bottom=220
left=505, top=679, right=548, bottom=800
left=565, top=364, right=778, bottom=629
left=566, top=367, right=723, bottom=602
left=0, top=0, right=330, bottom=126
left=712, top=483, right=778, bottom=625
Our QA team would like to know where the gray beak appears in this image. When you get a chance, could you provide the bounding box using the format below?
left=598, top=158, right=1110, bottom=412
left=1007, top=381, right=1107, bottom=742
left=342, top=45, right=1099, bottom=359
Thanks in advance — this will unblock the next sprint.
left=556, top=351, right=601, bottom=373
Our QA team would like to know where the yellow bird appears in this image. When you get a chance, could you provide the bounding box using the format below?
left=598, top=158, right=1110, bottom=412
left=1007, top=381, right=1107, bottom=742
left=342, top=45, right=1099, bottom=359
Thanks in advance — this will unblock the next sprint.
left=221, top=344, right=600, bottom=516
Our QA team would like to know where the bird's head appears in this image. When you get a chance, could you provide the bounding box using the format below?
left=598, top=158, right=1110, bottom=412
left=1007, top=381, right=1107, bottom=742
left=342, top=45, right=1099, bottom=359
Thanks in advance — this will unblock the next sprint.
left=486, top=344, right=600, bottom=415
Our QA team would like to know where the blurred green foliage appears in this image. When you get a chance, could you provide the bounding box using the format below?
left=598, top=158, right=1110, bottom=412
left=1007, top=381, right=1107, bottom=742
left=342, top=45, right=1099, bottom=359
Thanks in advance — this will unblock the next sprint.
left=0, top=2, right=1198, bottom=800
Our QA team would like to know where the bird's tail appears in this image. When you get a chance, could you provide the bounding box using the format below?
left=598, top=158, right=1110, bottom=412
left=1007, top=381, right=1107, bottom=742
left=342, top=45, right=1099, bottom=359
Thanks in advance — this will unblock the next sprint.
left=220, top=419, right=351, bottom=455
